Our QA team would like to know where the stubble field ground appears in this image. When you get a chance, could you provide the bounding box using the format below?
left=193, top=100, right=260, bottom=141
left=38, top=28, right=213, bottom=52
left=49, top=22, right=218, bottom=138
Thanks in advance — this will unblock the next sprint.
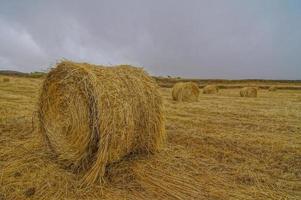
left=0, top=75, right=300, bottom=199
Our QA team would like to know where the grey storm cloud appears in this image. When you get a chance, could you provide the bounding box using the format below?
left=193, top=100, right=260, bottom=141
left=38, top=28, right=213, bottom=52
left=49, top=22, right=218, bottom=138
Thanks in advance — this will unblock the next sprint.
left=0, top=0, right=301, bottom=79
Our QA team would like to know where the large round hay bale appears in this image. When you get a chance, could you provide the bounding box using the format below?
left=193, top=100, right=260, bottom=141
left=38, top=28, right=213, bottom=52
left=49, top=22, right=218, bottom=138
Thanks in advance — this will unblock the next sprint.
left=268, top=86, right=277, bottom=91
left=240, top=87, right=257, bottom=97
left=203, top=85, right=218, bottom=94
left=172, top=82, right=199, bottom=102
left=2, top=77, right=10, bottom=82
left=38, top=61, right=166, bottom=185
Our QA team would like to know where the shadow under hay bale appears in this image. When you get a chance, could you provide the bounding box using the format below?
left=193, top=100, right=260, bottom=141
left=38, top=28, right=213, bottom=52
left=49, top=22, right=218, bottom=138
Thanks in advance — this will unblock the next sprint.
left=38, top=61, right=166, bottom=185
left=203, top=85, right=219, bottom=94
left=172, top=82, right=199, bottom=102
left=240, top=87, right=257, bottom=97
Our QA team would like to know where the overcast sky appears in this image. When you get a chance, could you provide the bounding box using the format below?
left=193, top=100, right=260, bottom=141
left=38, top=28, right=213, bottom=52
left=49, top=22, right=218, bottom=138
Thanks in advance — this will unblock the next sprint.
left=0, top=0, right=300, bottom=79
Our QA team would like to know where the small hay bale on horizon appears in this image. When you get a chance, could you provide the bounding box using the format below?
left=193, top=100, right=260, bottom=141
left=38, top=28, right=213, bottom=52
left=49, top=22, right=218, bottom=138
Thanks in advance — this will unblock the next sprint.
left=172, top=82, right=199, bottom=102
left=240, top=87, right=258, bottom=97
left=203, top=85, right=219, bottom=94
left=2, top=77, right=10, bottom=82
left=38, top=61, right=166, bottom=185
left=268, top=86, right=277, bottom=91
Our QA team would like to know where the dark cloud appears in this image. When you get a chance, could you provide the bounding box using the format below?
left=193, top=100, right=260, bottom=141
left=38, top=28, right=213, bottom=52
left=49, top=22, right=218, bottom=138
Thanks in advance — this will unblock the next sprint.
left=0, top=0, right=300, bottom=79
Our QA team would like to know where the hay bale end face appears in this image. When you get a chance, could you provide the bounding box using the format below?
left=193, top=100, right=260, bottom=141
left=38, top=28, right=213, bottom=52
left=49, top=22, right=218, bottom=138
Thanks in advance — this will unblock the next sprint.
left=172, top=82, right=199, bottom=102
left=240, top=87, right=258, bottom=97
left=203, top=85, right=218, bottom=94
left=38, top=61, right=166, bottom=185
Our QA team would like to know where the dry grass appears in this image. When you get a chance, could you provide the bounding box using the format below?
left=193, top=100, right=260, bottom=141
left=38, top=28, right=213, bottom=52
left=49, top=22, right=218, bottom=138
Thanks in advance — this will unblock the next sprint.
left=269, top=86, right=277, bottom=92
left=172, top=82, right=199, bottom=102
left=0, top=74, right=301, bottom=199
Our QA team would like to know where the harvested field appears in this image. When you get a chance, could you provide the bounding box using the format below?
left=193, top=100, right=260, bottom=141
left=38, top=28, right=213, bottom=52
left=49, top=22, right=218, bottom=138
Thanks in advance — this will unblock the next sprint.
left=269, top=86, right=277, bottom=92
left=0, top=75, right=301, bottom=200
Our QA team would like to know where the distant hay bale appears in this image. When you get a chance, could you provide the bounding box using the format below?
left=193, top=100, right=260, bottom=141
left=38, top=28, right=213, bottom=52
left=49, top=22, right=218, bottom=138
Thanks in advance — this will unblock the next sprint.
left=268, top=86, right=277, bottom=91
left=172, top=82, right=199, bottom=102
left=240, top=87, right=258, bottom=97
left=3, top=77, right=10, bottom=82
left=203, top=85, right=219, bottom=94
left=38, top=61, right=166, bottom=185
